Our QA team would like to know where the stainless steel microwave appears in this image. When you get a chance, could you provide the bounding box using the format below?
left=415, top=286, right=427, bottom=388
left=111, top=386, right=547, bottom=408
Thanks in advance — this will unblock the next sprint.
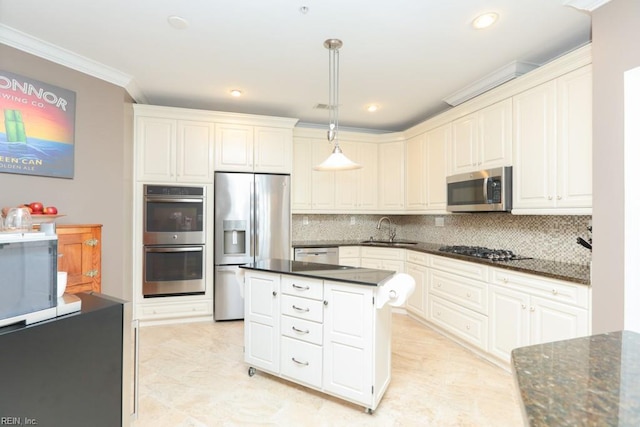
left=446, top=166, right=512, bottom=212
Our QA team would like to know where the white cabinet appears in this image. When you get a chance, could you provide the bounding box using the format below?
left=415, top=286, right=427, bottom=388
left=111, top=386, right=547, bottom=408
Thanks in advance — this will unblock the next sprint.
left=215, top=123, right=293, bottom=173
left=450, top=99, right=512, bottom=174
left=243, top=270, right=392, bottom=412
left=338, top=246, right=360, bottom=267
left=334, top=141, right=378, bottom=211
left=513, top=65, right=592, bottom=213
left=244, top=271, right=280, bottom=374
left=292, top=138, right=313, bottom=210
left=135, top=116, right=214, bottom=183
left=360, top=246, right=404, bottom=273
left=488, top=268, right=590, bottom=363
left=405, top=133, right=428, bottom=210
left=405, top=251, right=429, bottom=318
left=378, top=141, right=405, bottom=211
left=311, top=139, right=337, bottom=210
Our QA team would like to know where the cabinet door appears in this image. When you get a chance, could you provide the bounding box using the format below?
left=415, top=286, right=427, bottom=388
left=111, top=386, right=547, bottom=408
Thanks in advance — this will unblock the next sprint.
left=355, top=142, right=378, bottom=210
left=135, top=117, right=176, bottom=182
left=488, top=285, right=530, bottom=363
left=57, top=225, right=102, bottom=294
left=254, top=127, right=292, bottom=173
left=311, top=139, right=336, bottom=210
left=215, top=123, right=254, bottom=171
left=378, top=141, right=405, bottom=210
left=292, top=138, right=312, bottom=211
left=451, top=114, right=477, bottom=174
left=529, top=296, right=589, bottom=346
left=405, top=133, right=428, bottom=210
left=323, top=281, right=374, bottom=406
left=405, top=262, right=428, bottom=318
left=425, top=124, right=450, bottom=211
left=244, top=272, right=280, bottom=374
left=334, top=140, right=359, bottom=211
left=176, top=121, right=214, bottom=182
left=513, top=81, right=557, bottom=209
left=478, top=99, right=512, bottom=169
left=556, top=66, right=592, bottom=209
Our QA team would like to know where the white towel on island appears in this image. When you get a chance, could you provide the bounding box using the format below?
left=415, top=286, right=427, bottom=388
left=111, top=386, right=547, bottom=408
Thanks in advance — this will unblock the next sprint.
left=375, top=273, right=415, bottom=309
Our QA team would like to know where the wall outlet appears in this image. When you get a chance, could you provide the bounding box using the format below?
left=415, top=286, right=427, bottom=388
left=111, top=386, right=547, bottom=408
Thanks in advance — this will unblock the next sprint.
left=435, top=217, right=444, bottom=227
left=350, top=216, right=356, bottom=225
left=303, top=216, right=309, bottom=225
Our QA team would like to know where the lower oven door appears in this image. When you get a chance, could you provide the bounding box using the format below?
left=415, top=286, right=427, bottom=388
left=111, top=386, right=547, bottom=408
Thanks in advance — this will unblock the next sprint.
left=143, top=245, right=205, bottom=297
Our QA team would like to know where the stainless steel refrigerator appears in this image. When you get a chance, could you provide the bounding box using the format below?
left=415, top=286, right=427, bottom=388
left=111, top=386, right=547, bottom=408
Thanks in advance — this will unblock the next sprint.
left=214, top=172, right=291, bottom=320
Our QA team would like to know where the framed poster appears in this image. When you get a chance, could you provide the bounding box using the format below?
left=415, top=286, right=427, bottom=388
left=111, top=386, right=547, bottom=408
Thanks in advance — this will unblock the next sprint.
left=0, top=70, right=76, bottom=178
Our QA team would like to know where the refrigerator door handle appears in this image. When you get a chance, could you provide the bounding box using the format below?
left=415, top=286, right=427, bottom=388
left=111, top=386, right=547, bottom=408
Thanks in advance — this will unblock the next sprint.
left=250, top=179, right=256, bottom=259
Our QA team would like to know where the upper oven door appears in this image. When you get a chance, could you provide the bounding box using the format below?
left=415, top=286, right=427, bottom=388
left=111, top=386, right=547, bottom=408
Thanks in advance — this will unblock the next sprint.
left=143, top=186, right=205, bottom=245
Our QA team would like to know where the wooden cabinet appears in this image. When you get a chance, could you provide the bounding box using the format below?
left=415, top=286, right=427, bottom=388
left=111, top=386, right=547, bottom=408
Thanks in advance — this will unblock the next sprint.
left=513, top=65, right=592, bottom=213
left=55, top=224, right=102, bottom=294
left=488, top=268, right=590, bottom=363
left=243, top=270, right=392, bottom=412
left=135, top=116, right=214, bottom=183
left=215, top=123, right=293, bottom=173
left=378, top=141, right=405, bottom=211
left=405, top=124, right=450, bottom=212
left=450, top=99, right=512, bottom=174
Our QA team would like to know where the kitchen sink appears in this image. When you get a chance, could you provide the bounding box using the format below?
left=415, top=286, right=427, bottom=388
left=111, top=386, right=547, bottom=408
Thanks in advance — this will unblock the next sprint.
left=360, top=240, right=418, bottom=246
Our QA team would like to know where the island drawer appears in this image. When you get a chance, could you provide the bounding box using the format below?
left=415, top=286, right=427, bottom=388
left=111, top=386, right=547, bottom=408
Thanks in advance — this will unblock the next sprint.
left=280, top=336, right=322, bottom=389
left=281, top=275, right=323, bottom=300
left=281, top=294, right=324, bottom=323
left=281, top=315, right=322, bottom=345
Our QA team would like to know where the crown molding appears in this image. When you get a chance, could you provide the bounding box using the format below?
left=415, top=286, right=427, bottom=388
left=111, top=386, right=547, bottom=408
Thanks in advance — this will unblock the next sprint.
left=0, top=24, right=147, bottom=103
left=563, top=0, right=612, bottom=12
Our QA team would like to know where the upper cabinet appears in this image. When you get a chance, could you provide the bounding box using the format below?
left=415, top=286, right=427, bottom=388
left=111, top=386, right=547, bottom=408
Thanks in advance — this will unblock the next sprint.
left=405, top=124, right=450, bottom=212
left=134, top=105, right=298, bottom=183
left=135, top=116, right=214, bottom=183
left=450, top=99, right=512, bottom=174
left=512, top=65, right=592, bottom=214
left=378, top=140, right=405, bottom=211
left=334, top=140, right=378, bottom=211
left=215, top=124, right=293, bottom=173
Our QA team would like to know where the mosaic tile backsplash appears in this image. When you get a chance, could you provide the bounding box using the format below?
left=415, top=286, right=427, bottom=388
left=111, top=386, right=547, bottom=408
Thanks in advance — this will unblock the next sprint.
left=292, top=214, right=593, bottom=265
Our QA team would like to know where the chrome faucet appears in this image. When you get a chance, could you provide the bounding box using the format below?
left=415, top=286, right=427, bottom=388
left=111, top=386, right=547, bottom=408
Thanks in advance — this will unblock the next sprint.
left=376, top=217, right=396, bottom=242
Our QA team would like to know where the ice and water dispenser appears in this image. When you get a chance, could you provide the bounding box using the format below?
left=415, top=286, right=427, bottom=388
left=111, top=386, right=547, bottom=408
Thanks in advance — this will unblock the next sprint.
left=222, top=220, right=247, bottom=255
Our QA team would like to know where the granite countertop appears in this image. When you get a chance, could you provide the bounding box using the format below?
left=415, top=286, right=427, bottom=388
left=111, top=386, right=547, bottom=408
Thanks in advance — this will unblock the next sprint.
left=240, top=258, right=396, bottom=286
left=511, top=331, right=640, bottom=427
left=291, top=240, right=591, bottom=285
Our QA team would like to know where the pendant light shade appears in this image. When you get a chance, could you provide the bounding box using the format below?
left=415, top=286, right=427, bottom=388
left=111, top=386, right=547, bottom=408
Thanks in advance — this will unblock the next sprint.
left=314, top=39, right=362, bottom=171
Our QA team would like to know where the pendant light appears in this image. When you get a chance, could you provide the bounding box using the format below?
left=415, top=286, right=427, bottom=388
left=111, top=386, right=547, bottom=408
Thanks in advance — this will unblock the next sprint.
left=314, top=39, right=362, bottom=171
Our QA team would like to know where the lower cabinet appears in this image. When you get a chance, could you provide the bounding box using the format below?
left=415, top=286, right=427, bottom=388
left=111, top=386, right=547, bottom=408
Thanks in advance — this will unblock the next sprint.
left=243, top=270, right=391, bottom=412
left=55, top=224, right=102, bottom=294
left=405, top=251, right=429, bottom=318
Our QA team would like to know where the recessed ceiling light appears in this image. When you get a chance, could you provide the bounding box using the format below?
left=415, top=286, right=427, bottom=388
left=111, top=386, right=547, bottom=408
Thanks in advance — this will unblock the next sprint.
left=167, top=16, right=189, bottom=30
left=472, top=12, right=499, bottom=29
left=366, top=104, right=379, bottom=112
left=230, top=89, right=243, bottom=97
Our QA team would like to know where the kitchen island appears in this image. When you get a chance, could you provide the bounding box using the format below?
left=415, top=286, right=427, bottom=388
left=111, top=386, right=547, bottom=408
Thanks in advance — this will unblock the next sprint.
left=511, top=331, right=640, bottom=426
left=238, top=259, right=412, bottom=413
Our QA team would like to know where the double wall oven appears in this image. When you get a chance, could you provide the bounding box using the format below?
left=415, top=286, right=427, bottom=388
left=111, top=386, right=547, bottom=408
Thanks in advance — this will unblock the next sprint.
left=142, top=185, right=206, bottom=297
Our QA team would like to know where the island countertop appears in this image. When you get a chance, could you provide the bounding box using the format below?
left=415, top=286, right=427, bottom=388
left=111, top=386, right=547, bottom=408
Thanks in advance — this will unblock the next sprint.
left=240, top=258, right=396, bottom=286
left=511, top=330, right=640, bottom=426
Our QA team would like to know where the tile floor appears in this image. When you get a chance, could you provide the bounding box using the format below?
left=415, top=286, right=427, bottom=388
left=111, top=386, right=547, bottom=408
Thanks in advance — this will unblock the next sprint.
left=132, top=314, right=523, bottom=426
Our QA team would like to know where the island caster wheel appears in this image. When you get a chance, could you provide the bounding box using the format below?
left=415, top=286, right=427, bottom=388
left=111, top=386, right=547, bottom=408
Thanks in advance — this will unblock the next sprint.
left=248, top=367, right=256, bottom=377
left=365, top=408, right=373, bottom=415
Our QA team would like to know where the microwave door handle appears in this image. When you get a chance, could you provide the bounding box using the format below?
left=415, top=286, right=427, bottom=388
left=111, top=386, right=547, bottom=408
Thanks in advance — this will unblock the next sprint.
left=483, top=177, right=489, bottom=202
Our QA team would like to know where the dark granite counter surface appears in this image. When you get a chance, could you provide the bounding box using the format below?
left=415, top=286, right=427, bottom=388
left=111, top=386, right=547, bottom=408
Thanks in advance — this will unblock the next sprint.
left=240, top=258, right=395, bottom=286
left=292, top=240, right=590, bottom=285
left=511, top=331, right=640, bottom=427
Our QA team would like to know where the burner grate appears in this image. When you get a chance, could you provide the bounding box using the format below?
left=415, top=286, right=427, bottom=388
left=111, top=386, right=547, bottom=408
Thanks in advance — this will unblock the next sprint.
left=438, top=245, right=529, bottom=261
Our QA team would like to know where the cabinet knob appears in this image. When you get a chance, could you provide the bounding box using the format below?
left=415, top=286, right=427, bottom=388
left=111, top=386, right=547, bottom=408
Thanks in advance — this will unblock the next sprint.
left=502, top=278, right=509, bottom=284
left=466, top=292, right=471, bottom=298
left=84, top=269, right=99, bottom=278
left=552, top=289, right=558, bottom=295
left=323, top=300, right=328, bottom=306
left=521, top=304, right=527, bottom=310
left=530, top=306, right=536, bottom=312
left=466, top=324, right=471, bottom=330
left=557, top=195, right=562, bottom=200
left=84, top=238, right=99, bottom=247
left=548, top=196, right=553, bottom=201
left=272, top=291, right=277, bottom=297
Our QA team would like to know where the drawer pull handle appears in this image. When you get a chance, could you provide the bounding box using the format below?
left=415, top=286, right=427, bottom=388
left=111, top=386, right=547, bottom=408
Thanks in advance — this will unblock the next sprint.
left=291, top=357, right=309, bottom=366
left=292, top=305, right=309, bottom=313
left=84, top=238, right=99, bottom=247
left=84, top=269, right=99, bottom=278
left=292, top=284, right=310, bottom=291
left=292, top=326, right=310, bottom=334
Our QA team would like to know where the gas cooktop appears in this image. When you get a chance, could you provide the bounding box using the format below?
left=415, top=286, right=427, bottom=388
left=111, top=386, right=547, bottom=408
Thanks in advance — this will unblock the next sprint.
left=438, top=245, right=531, bottom=262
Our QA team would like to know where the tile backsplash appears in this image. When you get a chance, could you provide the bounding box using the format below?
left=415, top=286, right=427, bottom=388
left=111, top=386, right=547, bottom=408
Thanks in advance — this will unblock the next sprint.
left=292, top=214, right=592, bottom=265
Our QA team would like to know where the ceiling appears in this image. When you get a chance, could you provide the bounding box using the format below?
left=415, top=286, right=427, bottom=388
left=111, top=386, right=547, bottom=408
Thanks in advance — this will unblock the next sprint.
left=0, top=0, right=592, bottom=132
